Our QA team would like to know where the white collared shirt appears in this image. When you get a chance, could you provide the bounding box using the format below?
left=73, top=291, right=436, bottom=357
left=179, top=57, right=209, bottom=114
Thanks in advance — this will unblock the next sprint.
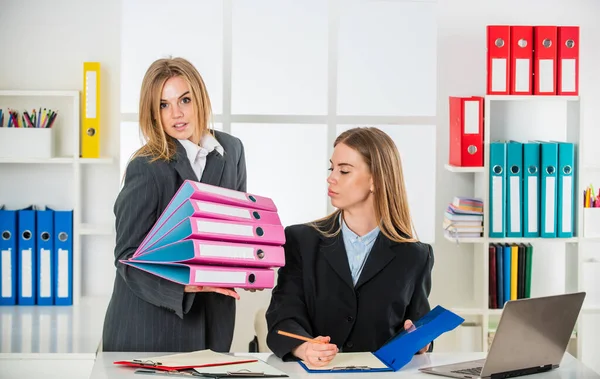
left=178, top=133, right=225, bottom=181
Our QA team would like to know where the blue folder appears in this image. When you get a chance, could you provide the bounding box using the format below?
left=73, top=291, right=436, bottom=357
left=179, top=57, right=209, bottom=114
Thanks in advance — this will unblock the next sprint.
left=0, top=206, right=18, bottom=305
left=18, top=206, right=36, bottom=305
left=36, top=208, right=54, bottom=305
left=54, top=210, right=73, bottom=306
left=298, top=306, right=464, bottom=373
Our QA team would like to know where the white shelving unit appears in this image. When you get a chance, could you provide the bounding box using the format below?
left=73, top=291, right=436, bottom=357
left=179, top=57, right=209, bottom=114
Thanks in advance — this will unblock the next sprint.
left=0, top=90, right=115, bottom=305
left=444, top=95, right=599, bottom=362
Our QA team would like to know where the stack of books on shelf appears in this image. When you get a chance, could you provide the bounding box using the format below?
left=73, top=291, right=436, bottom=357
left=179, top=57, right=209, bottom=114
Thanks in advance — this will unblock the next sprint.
left=443, top=197, right=484, bottom=239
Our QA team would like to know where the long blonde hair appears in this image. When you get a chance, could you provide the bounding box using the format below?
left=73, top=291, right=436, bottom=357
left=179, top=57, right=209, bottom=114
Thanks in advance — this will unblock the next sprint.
left=134, top=57, right=213, bottom=162
left=312, top=127, right=417, bottom=243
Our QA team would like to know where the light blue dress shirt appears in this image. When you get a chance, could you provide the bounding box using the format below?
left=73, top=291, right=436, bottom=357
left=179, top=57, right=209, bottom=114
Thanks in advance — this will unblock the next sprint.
left=340, top=215, right=381, bottom=286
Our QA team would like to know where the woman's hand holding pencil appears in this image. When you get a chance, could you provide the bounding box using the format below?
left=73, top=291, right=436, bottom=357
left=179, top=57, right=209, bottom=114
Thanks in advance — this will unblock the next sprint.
left=277, top=330, right=339, bottom=367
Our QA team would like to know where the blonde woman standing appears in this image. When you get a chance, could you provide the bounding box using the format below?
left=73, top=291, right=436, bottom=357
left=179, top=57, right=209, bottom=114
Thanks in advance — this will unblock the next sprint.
left=266, top=127, right=434, bottom=365
left=102, top=57, right=247, bottom=352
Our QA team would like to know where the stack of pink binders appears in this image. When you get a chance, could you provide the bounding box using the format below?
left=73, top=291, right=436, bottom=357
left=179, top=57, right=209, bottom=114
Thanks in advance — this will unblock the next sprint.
left=121, top=180, right=286, bottom=290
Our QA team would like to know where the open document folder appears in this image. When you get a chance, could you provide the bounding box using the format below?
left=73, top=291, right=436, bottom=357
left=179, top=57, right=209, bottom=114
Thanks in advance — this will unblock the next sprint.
left=114, top=349, right=257, bottom=371
left=299, top=306, right=464, bottom=373
left=194, top=359, right=289, bottom=377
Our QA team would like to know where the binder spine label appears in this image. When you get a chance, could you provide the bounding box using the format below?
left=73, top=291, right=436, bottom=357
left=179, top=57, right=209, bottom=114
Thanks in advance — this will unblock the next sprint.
left=22, top=248, right=33, bottom=298
left=195, top=270, right=246, bottom=284
left=194, top=182, right=247, bottom=201
left=539, top=59, right=554, bottom=92
left=562, top=176, right=573, bottom=233
left=492, top=176, right=503, bottom=233
left=528, top=177, right=538, bottom=233
left=199, top=244, right=255, bottom=259
left=545, top=177, right=556, bottom=233
left=561, top=59, right=576, bottom=92
left=58, top=248, right=69, bottom=298
left=1, top=249, right=11, bottom=297
left=40, top=249, right=51, bottom=298
left=196, top=220, right=254, bottom=237
left=464, top=101, right=479, bottom=134
left=510, top=176, right=521, bottom=233
left=515, top=59, right=530, bottom=92
left=491, top=59, right=507, bottom=92
left=196, top=201, right=251, bottom=219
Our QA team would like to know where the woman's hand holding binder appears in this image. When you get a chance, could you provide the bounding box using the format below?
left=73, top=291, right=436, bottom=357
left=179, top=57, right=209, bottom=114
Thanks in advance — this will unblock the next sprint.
left=404, top=319, right=430, bottom=354
left=184, top=285, right=240, bottom=300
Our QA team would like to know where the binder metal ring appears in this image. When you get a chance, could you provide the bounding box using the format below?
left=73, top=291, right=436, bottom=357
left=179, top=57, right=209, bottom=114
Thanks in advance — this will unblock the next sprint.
left=495, top=38, right=504, bottom=48
left=542, top=38, right=552, bottom=48
left=41, top=231, right=51, bottom=242
left=528, top=165, right=538, bottom=175
left=58, top=232, right=69, bottom=242
left=256, top=249, right=265, bottom=259
left=493, top=165, right=503, bottom=175
left=518, top=38, right=528, bottom=48
left=87, top=127, right=96, bottom=137
left=566, top=39, right=575, bottom=48
left=256, top=227, right=264, bottom=237
left=252, top=211, right=261, bottom=220
left=510, top=165, right=520, bottom=174
left=248, top=273, right=256, bottom=284
left=22, top=230, right=32, bottom=240
left=563, top=165, right=572, bottom=175
left=467, top=145, right=477, bottom=155
left=1, top=231, right=10, bottom=240
left=547, top=166, right=555, bottom=175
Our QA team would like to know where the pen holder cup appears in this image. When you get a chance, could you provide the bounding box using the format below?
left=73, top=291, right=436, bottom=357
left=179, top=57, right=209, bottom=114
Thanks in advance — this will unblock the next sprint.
left=0, top=128, right=54, bottom=159
left=583, top=208, right=600, bottom=238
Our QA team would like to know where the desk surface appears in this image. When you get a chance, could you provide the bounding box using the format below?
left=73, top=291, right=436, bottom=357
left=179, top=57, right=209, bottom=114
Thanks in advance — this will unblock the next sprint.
left=89, top=352, right=600, bottom=379
left=0, top=296, right=109, bottom=359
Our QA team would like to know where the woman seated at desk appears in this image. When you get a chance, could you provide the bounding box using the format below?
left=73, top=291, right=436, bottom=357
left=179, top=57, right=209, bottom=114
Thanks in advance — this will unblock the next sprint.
left=265, top=127, right=434, bottom=366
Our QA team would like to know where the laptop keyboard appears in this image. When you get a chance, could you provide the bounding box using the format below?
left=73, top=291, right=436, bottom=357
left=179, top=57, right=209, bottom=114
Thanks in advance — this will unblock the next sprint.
left=451, top=367, right=483, bottom=376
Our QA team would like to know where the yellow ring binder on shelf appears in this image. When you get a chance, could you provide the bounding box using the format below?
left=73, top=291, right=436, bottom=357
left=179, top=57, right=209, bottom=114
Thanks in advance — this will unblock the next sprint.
left=82, top=62, right=100, bottom=158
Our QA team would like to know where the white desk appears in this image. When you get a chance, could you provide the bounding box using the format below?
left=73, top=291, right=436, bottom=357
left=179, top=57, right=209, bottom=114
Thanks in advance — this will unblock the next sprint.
left=89, top=352, right=600, bottom=379
left=0, top=297, right=109, bottom=379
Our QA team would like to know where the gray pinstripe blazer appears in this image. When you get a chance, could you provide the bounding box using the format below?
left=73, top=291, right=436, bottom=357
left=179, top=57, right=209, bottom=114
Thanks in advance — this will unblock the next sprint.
left=102, top=130, right=247, bottom=352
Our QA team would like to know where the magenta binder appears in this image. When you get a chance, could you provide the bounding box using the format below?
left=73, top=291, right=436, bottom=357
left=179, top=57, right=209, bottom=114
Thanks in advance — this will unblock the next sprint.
left=135, top=199, right=282, bottom=257
left=121, top=260, right=276, bottom=289
left=130, top=239, right=285, bottom=268
left=136, top=180, right=278, bottom=256
left=143, top=217, right=285, bottom=253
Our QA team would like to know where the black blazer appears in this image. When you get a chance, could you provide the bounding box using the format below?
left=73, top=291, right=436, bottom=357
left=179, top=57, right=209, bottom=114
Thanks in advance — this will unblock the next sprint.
left=102, top=131, right=247, bottom=352
left=265, top=217, right=434, bottom=360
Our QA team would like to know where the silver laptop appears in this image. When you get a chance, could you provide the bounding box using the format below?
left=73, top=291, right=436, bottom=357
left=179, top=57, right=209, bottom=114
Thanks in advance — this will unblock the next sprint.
left=419, top=292, right=586, bottom=379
